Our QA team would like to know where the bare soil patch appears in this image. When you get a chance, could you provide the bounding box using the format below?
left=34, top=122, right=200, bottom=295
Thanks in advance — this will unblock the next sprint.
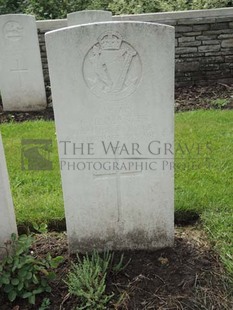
left=175, top=83, right=233, bottom=112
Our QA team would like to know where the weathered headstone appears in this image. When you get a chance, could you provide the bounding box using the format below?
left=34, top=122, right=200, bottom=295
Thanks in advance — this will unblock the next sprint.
left=46, top=22, right=175, bottom=253
left=0, top=14, right=46, bottom=111
left=67, top=10, right=112, bottom=26
left=0, top=133, right=17, bottom=258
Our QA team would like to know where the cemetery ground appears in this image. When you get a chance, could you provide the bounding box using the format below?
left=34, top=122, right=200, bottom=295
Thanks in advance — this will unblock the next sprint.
left=0, top=85, right=233, bottom=309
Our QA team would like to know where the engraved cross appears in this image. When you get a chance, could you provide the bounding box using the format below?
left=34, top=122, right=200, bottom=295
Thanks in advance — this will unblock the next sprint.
left=93, top=166, right=142, bottom=223
left=10, top=59, right=28, bottom=86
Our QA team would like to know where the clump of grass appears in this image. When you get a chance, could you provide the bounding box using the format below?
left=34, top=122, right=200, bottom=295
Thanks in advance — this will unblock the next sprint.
left=65, top=250, right=129, bottom=310
left=209, top=98, right=229, bottom=109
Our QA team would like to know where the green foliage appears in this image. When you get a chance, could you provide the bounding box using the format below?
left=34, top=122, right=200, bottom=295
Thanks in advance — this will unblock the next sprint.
left=0, top=233, right=63, bottom=304
left=1, top=0, right=233, bottom=18
left=38, top=297, right=51, bottom=310
left=8, top=0, right=110, bottom=20
left=191, top=0, right=231, bottom=10
left=0, top=0, right=87, bottom=19
left=33, top=222, right=48, bottom=234
left=66, top=251, right=112, bottom=309
left=0, top=0, right=23, bottom=14
left=109, top=0, right=161, bottom=15
left=65, top=250, right=128, bottom=309
left=158, top=0, right=190, bottom=12
left=23, top=0, right=112, bottom=19
left=209, top=98, right=229, bottom=108
left=24, top=0, right=68, bottom=19
left=158, top=0, right=233, bottom=11
left=86, top=0, right=111, bottom=11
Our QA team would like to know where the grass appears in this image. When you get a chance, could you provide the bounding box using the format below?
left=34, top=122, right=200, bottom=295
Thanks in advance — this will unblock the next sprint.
left=0, top=121, right=64, bottom=224
left=1, top=110, right=233, bottom=275
left=175, top=110, right=233, bottom=275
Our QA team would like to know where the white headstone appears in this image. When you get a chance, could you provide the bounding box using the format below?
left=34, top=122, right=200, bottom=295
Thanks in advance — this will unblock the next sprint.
left=67, top=10, right=112, bottom=26
left=0, top=133, right=17, bottom=257
left=0, top=14, right=46, bottom=111
left=46, top=22, right=175, bottom=253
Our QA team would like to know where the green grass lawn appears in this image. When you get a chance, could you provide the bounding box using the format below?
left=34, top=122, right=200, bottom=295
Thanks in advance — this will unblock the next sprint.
left=1, top=110, right=233, bottom=275
left=175, top=110, right=233, bottom=275
left=1, top=121, right=64, bottom=225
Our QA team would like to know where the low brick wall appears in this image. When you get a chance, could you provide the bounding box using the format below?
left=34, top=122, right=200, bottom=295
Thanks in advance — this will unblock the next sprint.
left=37, top=8, right=233, bottom=89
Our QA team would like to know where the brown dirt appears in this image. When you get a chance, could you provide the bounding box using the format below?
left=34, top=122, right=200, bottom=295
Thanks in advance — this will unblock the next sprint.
left=0, top=107, right=54, bottom=123
left=0, top=84, right=233, bottom=124
left=1, top=226, right=232, bottom=310
left=175, top=83, right=233, bottom=112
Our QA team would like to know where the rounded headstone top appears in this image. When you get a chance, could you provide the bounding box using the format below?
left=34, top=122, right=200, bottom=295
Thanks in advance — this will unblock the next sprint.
left=67, top=10, right=112, bottom=26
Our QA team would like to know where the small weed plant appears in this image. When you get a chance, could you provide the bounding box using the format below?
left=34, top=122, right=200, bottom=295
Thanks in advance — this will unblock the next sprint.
left=38, top=297, right=51, bottom=310
left=0, top=233, right=63, bottom=304
left=65, top=250, right=130, bottom=310
left=33, top=222, right=48, bottom=234
left=210, top=98, right=229, bottom=109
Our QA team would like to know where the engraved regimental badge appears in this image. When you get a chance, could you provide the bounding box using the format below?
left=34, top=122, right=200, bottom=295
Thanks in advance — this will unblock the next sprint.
left=3, top=21, right=23, bottom=41
left=83, top=31, right=142, bottom=100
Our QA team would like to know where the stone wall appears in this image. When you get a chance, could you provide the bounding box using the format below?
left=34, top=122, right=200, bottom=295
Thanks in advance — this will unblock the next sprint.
left=37, top=8, right=233, bottom=89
